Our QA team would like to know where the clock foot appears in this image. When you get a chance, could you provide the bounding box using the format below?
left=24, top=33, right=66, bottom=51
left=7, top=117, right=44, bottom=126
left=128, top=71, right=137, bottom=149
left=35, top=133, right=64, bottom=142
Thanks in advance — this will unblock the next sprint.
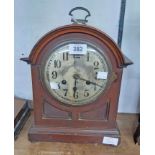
left=28, top=124, right=120, bottom=146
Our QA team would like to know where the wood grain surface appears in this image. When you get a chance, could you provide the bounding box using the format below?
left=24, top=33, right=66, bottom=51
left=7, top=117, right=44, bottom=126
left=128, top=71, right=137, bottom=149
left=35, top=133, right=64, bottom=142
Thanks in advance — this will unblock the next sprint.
left=15, top=112, right=140, bottom=155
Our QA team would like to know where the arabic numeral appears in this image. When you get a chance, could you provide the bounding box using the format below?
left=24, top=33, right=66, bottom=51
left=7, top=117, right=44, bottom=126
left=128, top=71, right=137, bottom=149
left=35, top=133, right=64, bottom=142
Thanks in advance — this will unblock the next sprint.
left=51, top=71, right=57, bottom=79
left=94, top=61, right=99, bottom=69
left=84, top=90, right=89, bottom=97
left=63, top=89, right=68, bottom=96
left=63, top=52, right=68, bottom=61
left=54, top=60, right=61, bottom=68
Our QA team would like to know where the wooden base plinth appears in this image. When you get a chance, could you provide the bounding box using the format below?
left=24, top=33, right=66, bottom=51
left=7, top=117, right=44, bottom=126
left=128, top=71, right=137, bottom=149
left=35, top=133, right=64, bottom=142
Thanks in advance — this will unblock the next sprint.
left=28, top=124, right=120, bottom=146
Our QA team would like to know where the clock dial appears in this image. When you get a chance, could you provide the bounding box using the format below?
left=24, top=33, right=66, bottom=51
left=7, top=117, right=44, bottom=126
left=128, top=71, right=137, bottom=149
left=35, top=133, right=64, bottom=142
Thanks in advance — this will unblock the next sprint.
left=42, top=42, right=111, bottom=106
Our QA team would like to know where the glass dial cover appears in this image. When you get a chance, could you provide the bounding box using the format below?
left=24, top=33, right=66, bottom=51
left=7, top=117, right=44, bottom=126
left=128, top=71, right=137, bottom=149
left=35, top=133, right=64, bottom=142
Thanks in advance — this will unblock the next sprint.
left=42, top=42, right=111, bottom=106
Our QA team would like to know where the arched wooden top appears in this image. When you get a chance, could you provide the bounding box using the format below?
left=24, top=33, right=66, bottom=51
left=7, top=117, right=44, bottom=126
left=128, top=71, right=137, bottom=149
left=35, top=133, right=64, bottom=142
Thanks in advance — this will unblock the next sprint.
left=27, top=24, right=128, bottom=68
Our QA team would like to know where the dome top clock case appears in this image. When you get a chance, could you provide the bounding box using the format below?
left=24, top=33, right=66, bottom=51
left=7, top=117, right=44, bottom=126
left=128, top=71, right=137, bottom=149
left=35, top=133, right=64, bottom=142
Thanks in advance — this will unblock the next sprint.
left=21, top=7, right=133, bottom=146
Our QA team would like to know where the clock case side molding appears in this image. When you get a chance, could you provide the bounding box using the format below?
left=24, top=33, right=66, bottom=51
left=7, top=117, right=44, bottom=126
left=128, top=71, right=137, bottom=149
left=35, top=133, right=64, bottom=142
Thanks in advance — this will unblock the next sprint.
left=20, top=7, right=132, bottom=145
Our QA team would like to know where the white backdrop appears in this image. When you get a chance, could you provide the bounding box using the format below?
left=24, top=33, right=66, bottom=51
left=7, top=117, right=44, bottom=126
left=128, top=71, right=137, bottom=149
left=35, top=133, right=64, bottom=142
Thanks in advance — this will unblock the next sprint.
left=14, top=0, right=140, bottom=113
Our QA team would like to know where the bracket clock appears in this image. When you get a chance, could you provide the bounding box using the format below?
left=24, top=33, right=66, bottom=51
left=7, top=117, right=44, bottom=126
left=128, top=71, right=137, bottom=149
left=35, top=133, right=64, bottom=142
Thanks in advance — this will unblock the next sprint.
left=21, top=7, right=132, bottom=146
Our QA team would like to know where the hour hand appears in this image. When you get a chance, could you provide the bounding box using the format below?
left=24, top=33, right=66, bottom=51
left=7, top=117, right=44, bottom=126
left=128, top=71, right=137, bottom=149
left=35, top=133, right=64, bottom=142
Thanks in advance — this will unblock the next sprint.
left=73, top=79, right=77, bottom=98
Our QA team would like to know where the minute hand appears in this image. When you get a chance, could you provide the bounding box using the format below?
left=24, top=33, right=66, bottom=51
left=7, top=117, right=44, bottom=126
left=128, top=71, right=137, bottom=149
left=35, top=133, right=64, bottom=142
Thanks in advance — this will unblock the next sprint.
left=74, top=75, right=103, bottom=88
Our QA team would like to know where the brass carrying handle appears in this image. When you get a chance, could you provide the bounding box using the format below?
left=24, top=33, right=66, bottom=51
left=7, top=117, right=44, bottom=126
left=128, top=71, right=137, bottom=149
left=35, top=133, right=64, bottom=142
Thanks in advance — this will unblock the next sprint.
left=69, top=7, right=91, bottom=24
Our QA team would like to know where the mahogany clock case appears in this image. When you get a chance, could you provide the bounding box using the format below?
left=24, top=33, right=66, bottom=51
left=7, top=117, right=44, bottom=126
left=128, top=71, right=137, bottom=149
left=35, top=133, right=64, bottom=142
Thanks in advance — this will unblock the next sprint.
left=23, top=24, right=132, bottom=144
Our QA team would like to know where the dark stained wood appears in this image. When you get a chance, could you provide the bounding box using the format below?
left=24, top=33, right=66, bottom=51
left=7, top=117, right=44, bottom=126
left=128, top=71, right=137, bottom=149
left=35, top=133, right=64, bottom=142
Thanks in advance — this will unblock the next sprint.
left=28, top=25, right=126, bottom=67
left=133, top=114, right=140, bottom=145
left=29, top=126, right=120, bottom=144
left=43, top=101, right=71, bottom=119
left=24, top=24, right=132, bottom=145
left=14, top=97, right=31, bottom=139
left=15, top=113, right=140, bottom=155
left=80, top=101, right=109, bottom=120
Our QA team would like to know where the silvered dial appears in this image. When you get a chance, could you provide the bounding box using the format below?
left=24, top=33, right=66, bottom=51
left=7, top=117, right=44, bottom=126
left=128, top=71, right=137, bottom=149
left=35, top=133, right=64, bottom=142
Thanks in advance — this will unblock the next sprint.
left=42, top=42, right=111, bottom=106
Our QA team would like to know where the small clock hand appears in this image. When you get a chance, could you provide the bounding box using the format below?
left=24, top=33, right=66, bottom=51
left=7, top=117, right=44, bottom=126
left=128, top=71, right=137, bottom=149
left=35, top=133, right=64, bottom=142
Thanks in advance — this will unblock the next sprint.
left=73, top=74, right=103, bottom=88
left=73, top=79, right=77, bottom=98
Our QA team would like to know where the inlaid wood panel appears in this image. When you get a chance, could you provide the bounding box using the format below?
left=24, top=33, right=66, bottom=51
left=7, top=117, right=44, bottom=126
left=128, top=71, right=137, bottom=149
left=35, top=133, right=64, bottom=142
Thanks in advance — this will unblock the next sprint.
left=79, top=101, right=110, bottom=120
left=43, top=101, right=71, bottom=119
